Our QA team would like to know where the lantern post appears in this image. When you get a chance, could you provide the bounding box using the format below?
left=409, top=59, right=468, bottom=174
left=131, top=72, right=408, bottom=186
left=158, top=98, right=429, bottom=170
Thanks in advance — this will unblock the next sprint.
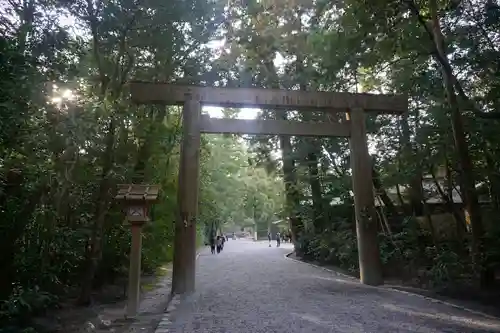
left=115, top=184, right=160, bottom=318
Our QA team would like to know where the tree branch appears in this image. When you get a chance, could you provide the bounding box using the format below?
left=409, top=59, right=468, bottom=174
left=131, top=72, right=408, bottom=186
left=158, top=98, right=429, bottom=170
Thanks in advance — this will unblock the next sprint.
left=403, top=0, right=500, bottom=119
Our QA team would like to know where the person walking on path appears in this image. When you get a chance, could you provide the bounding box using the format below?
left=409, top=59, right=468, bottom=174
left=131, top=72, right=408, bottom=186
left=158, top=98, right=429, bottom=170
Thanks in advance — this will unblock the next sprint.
left=210, top=236, right=216, bottom=254
left=267, top=231, right=272, bottom=247
left=220, top=235, right=225, bottom=251
left=216, top=236, right=222, bottom=254
left=276, top=231, right=281, bottom=247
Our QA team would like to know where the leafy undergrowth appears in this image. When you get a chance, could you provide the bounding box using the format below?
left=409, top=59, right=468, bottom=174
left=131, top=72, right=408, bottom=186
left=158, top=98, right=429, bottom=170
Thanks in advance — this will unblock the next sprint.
left=0, top=265, right=172, bottom=333
left=0, top=247, right=173, bottom=332
left=297, top=216, right=500, bottom=310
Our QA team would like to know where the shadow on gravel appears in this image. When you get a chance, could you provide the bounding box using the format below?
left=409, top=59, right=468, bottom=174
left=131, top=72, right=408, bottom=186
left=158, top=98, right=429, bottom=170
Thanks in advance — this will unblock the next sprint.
left=287, top=251, right=500, bottom=320
left=165, top=244, right=500, bottom=333
left=287, top=255, right=500, bottom=332
left=380, top=302, right=500, bottom=332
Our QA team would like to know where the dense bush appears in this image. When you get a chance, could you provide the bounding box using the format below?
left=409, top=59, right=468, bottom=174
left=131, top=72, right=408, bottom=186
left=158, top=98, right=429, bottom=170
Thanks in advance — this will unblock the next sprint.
left=297, top=213, right=499, bottom=290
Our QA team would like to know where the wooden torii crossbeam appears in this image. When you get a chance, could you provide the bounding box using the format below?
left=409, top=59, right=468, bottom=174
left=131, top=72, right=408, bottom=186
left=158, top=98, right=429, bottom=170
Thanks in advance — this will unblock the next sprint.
left=129, top=82, right=407, bottom=113
left=199, top=114, right=351, bottom=137
left=129, top=82, right=408, bottom=296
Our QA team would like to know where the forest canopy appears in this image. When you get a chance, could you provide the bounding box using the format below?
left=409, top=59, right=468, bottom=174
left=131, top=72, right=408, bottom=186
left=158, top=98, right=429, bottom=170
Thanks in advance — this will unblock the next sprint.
left=1, top=0, right=500, bottom=330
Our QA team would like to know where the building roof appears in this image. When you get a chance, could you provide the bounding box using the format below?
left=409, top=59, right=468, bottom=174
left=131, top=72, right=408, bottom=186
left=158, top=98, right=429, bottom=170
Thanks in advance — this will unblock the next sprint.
left=329, top=180, right=489, bottom=207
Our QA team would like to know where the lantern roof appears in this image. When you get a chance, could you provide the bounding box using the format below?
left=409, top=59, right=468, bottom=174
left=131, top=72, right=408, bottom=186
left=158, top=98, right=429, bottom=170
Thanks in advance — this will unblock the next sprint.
left=115, top=184, right=160, bottom=202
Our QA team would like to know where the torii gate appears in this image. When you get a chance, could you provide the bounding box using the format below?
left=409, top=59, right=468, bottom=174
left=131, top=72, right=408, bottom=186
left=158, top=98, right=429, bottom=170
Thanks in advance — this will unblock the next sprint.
left=129, top=82, right=407, bottom=294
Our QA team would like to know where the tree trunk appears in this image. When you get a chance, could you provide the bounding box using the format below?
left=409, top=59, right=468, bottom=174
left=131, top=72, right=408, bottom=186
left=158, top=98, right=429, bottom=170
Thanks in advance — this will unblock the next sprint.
left=445, top=156, right=454, bottom=203
left=444, top=156, right=466, bottom=238
left=260, top=56, right=302, bottom=249
left=17, top=0, right=35, bottom=53
left=132, top=107, right=167, bottom=183
left=279, top=122, right=302, bottom=249
left=427, top=0, right=490, bottom=287
left=307, top=146, right=324, bottom=232
left=396, top=184, right=406, bottom=208
left=406, top=0, right=500, bottom=119
left=295, top=49, right=324, bottom=235
left=0, top=177, right=46, bottom=299
left=429, top=164, right=466, bottom=237
left=423, top=201, right=438, bottom=246
left=400, top=111, right=424, bottom=216
left=78, top=118, right=116, bottom=305
left=483, top=147, right=500, bottom=211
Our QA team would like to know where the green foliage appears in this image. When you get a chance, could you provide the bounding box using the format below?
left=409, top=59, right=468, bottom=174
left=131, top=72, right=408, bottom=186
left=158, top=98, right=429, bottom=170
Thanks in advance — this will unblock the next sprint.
left=3, top=0, right=500, bottom=328
left=199, top=132, right=285, bottom=239
left=220, top=0, right=500, bottom=298
left=0, top=0, right=225, bottom=329
left=299, top=214, right=478, bottom=289
left=0, top=286, right=57, bottom=323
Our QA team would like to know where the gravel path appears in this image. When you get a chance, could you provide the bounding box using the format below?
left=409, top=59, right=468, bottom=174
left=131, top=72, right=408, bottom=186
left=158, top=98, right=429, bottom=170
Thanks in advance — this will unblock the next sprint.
left=157, top=239, right=500, bottom=333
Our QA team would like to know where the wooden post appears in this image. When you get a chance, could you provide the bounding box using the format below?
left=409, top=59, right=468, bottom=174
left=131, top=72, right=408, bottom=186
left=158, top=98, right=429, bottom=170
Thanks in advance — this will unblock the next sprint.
left=172, top=98, right=201, bottom=295
left=349, top=107, right=383, bottom=286
left=126, top=223, right=142, bottom=317
left=115, top=184, right=159, bottom=318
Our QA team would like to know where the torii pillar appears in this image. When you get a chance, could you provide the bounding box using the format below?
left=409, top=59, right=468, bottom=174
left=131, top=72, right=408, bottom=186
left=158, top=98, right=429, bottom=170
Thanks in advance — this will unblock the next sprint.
left=171, top=97, right=201, bottom=294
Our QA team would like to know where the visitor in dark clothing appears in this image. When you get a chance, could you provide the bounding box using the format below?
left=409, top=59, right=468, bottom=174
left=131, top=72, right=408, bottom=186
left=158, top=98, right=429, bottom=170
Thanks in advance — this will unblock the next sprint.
left=216, top=236, right=222, bottom=254
left=276, top=232, right=281, bottom=247
left=210, top=237, right=215, bottom=254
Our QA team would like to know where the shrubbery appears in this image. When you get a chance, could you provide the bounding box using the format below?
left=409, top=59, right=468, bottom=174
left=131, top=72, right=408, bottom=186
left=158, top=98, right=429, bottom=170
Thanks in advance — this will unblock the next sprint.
left=297, top=212, right=500, bottom=291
